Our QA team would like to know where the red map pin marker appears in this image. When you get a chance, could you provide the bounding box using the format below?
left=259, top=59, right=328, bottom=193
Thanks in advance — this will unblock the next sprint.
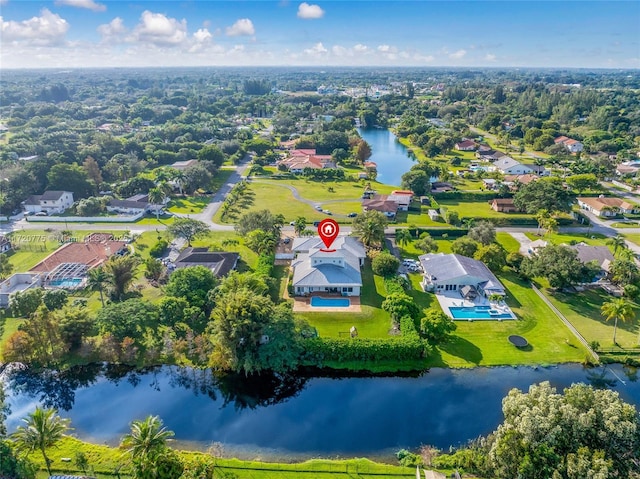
left=318, top=218, right=339, bottom=252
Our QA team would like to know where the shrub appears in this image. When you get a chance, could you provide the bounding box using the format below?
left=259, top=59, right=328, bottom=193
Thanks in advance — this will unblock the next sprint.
left=396, top=449, right=423, bottom=467
left=149, top=239, right=169, bottom=258
left=372, top=252, right=400, bottom=277
left=300, top=337, right=429, bottom=365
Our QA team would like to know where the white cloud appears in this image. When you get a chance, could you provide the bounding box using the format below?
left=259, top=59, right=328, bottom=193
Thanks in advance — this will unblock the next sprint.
left=193, top=28, right=212, bottom=43
left=1, top=8, right=69, bottom=45
left=485, top=53, right=497, bottom=62
left=449, top=49, right=467, bottom=59
left=353, top=44, right=368, bottom=53
left=54, top=0, right=106, bottom=12
left=297, top=2, right=324, bottom=19
left=97, top=17, right=127, bottom=41
left=225, top=18, right=255, bottom=36
left=377, top=44, right=397, bottom=53
left=304, top=42, right=327, bottom=55
left=129, top=10, right=187, bottom=46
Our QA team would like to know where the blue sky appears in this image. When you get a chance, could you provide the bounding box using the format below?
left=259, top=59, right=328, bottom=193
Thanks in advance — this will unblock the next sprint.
left=1, top=1, right=638, bottom=68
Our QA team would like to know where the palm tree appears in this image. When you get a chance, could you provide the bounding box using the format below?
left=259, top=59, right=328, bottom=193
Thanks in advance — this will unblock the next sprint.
left=104, top=255, right=139, bottom=301
left=601, top=297, right=635, bottom=345
left=87, top=266, right=108, bottom=307
left=121, top=415, right=174, bottom=466
left=352, top=210, right=387, bottom=248
left=395, top=228, right=412, bottom=248
left=535, top=209, right=550, bottom=236
left=294, top=216, right=307, bottom=236
left=147, top=187, right=165, bottom=220
left=11, top=407, right=71, bottom=476
left=607, top=234, right=628, bottom=257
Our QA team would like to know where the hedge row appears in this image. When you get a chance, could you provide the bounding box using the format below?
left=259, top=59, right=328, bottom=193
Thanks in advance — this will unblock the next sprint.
left=432, top=191, right=497, bottom=201
left=413, top=227, right=469, bottom=238
left=301, top=337, right=428, bottom=364
left=255, top=253, right=275, bottom=277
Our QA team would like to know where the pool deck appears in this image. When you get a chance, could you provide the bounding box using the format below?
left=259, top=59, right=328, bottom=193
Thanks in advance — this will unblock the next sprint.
left=434, top=291, right=515, bottom=320
left=292, top=295, right=362, bottom=313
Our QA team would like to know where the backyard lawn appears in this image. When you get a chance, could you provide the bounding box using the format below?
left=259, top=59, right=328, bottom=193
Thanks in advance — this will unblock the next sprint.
left=546, top=288, right=640, bottom=350
left=437, top=199, right=535, bottom=221
left=524, top=231, right=609, bottom=247
left=296, top=262, right=392, bottom=339
left=167, top=196, right=210, bottom=214
left=429, top=271, right=589, bottom=368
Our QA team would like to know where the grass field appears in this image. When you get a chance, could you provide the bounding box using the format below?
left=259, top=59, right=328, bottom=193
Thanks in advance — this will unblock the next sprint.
left=24, top=436, right=426, bottom=479
left=436, top=199, right=535, bottom=220
left=428, top=271, right=589, bottom=368
left=546, top=288, right=640, bottom=350
left=297, top=262, right=392, bottom=339
left=167, top=196, right=210, bottom=214
left=524, top=231, right=609, bottom=247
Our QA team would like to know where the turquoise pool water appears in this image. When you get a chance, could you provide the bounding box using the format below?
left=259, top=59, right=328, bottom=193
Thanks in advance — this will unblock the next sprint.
left=310, top=296, right=351, bottom=307
left=49, top=278, right=83, bottom=288
left=449, top=306, right=512, bottom=319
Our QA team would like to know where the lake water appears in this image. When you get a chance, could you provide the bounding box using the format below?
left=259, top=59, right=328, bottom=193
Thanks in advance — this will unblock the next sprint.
left=357, top=128, right=415, bottom=186
left=4, top=363, right=640, bottom=460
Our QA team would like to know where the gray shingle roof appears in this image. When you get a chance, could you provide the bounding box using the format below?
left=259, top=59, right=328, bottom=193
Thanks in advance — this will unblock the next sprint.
left=174, top=248, right=239, bottom=277
left=569, top=244, right=614, bottom=270
left=40, top=191, right=71, bottom=201
left=419, top=253, right=504, bottom=291
left=493, top=157, right=521, bottom=171
left=292, top=236, right=365, bottom=288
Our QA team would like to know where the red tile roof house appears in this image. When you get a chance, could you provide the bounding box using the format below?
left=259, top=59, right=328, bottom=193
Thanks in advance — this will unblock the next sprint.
left=362, top=195, right=399, bottom=219
left=30, top=238, right=128, bottom=273
left=277, top=149, right=336, bottom=173
left=455, top=140, right=477, bottom=151
left=554, top=136, right=583, bottom=153
left=577, top=196, right=639, bottom=217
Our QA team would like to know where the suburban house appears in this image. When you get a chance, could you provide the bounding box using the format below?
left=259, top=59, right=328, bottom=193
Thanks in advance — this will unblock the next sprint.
left=577, top=196, right=639, bottom=217
left=291, top=236, right=365, bottom=297
left=0, top=235, right=11, bottom=253
left=503, top=174, right=539, bottom=187
left=455, top=140, right=477, bottom=151
left=476, top=146, right=506, bottom=162
left=419, top=253, right=506, bottom=298
left=569, top=243, right=614, bottom=279
left=616, top=164, right=640, bottom=176
left=493, top=157, right=534, bottom=175
left=277, top=149, right=336, bottom=173
left=388, top=190, right=413, bottom=211
left=23, top=191, right=74, bottom=215
left=554, top=136, right=584, bottom=153
left=490, top=198, right=519, bottom=213
left=0, top=273, right=42, bottom=308
left=428, top=209, right=440, bottom=221
left=431, top=182, right=454, bottom=193
left=170, top=159, right=199, bottom=171
left=362, top=195, right=399, bottom=219
left=107, top=194, right=166, bottom=215
left=173, top=247, right=239, bottom=277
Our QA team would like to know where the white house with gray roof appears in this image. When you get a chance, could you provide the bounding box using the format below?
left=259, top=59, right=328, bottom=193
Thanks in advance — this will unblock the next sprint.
left=291, top=236, right=365, bottom=297
left=23, top=191, right=74, bottom=214
left=419, top=253, right=505, bottom=298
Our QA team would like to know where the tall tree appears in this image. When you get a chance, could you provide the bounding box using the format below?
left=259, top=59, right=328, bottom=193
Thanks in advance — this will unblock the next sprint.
left=46, top=163, right=94, bottom=198
left=235, top=209, right=284, bottom=237
left=513, top=177, right=574, bottom=214
left=294, top=216, right=307, bottom=236
left=352, top=210, right=387, bottom=248
left=103, top=255, right=139, bottom=301
left=168, top=218, right=209, bottom=246
left=0, top=254, right=13, bottom=280
left=197, top=145, right=226, bottom=168
left=601, top=297, right=635, bottom=344
left=121, top=415, right=173, bottom=461
left=11, top=408, right=70, bottom=476
left=395, top=228, right=413, bottom=248
left=147, top=187, right=165, bottom=220
left=82, top=156, right=103, bottom=188
left=87, top=267, right=108, bottom=307
left=164, top=266, right=216, bottom=311
left=468, top=221, right=496, bottom=245
left=607, top=234, right=628, bottom=257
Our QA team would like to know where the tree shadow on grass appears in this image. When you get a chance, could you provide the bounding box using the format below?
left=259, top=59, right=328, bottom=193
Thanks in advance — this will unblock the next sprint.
left=439, top=335, right=483, bottom=365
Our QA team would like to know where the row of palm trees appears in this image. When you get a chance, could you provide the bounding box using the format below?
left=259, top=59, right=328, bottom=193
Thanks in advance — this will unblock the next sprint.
left=11, top=407, right=172, bottom=476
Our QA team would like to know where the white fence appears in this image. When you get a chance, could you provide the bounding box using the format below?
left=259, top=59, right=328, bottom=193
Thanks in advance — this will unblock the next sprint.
left=27, top=212, right=144, bottom=223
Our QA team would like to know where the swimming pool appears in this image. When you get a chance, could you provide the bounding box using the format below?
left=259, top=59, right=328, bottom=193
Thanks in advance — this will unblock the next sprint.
left=310, top=296, right=351, bottom=307
left=48, top=278, right=83, bottom=288
left=448, top=306, right=513, bottom=320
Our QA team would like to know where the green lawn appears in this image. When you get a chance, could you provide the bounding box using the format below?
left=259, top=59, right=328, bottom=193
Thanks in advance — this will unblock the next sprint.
left=496, top=232, right=521, bottom=253
left=524, top=231, right=609, bottom=247
left=167, top=196, right=210, bottom=214
left=428, top=271, right=589, bottom=368
left=546, top=288, right=640, bottom=350
left=624, top=233, right=640, bottom=246
left=28, top=436, right=424, bottom=479
left=437, top=199, right=535, bottom=220
left=297, top=261, right=392, bottom=339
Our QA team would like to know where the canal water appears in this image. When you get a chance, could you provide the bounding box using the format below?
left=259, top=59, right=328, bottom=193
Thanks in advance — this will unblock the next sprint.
left=357, top=128, right=415, bottom=186
left=4, top=363, right=640, bottom=459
